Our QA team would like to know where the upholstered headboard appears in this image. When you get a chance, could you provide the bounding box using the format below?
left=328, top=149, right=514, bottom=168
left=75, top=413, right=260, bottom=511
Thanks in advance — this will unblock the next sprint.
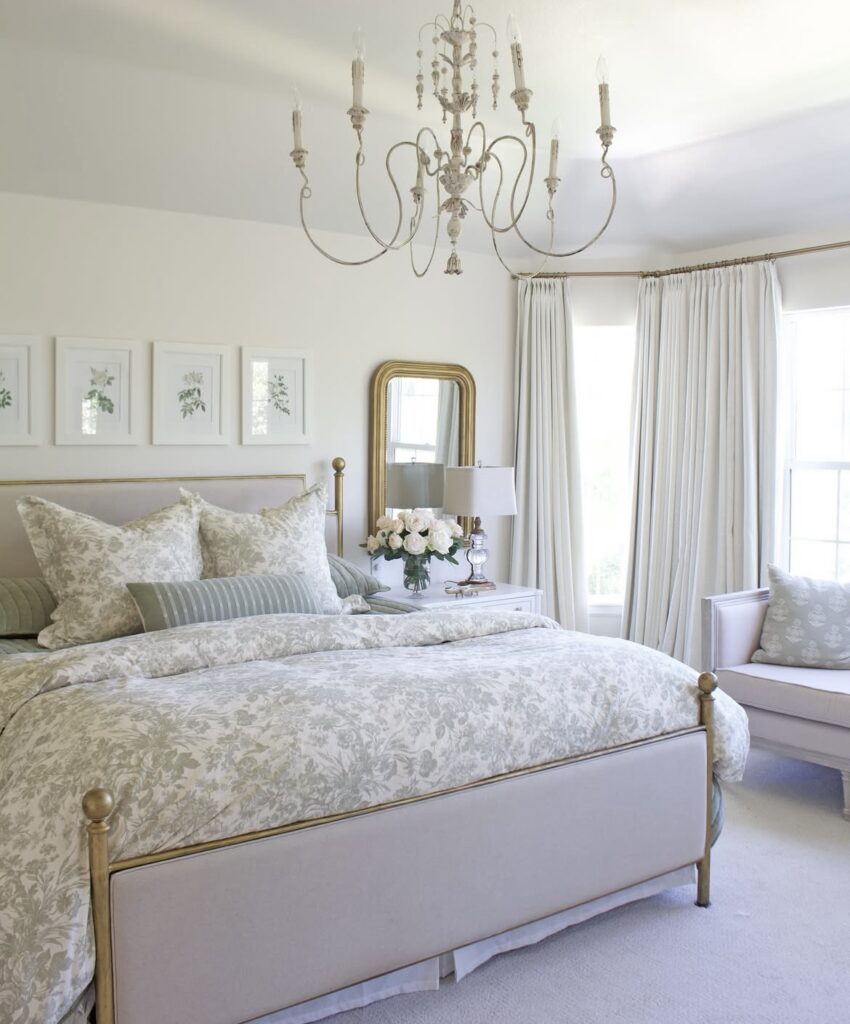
left=0, top=458, right=346, bottom=577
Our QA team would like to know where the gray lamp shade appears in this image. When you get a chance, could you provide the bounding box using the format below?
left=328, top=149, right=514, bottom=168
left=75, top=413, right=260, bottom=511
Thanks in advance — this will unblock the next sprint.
left=442, top=466, right=518, bottom=517
left=386, top=462, right=445, bottom=509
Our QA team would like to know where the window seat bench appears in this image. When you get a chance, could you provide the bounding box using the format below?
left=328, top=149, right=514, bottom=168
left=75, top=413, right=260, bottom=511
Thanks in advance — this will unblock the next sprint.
left=702, top=588, right=850, bottom=821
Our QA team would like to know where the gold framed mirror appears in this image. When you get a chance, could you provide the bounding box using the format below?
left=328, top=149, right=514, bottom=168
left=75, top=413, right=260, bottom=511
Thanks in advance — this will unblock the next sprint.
left=368, top=360, right=476, bottom=531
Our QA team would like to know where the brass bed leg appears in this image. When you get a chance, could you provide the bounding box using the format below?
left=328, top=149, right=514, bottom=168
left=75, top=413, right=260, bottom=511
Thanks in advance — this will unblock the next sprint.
left=83, top=789, right=115, bottom=1024
left=332, top=457, right=345, bottom=557
left=696, top=672, right=717, bottom=908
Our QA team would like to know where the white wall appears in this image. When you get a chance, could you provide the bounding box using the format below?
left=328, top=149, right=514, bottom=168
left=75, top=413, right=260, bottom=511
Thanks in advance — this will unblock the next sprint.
left=0, top=192, right=515, bottom=579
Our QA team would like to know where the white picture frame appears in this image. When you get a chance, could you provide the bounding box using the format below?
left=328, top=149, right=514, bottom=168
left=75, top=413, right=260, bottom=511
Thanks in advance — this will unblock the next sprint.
left=0, top=335, right=43, bottom=446
left=241, top=348, right=310, bottom=445
left=153, top=341, right=230, bottom=445
left=55, top=337, right=142, bottom=445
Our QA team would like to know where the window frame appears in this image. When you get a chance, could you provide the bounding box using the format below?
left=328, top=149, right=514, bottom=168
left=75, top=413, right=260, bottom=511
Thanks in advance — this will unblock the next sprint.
left=781, top=306, right=850, bottom=580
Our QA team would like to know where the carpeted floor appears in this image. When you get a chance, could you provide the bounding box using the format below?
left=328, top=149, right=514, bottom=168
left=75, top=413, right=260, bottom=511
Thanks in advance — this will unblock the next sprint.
left=331, top=750, right=850, bottom=1024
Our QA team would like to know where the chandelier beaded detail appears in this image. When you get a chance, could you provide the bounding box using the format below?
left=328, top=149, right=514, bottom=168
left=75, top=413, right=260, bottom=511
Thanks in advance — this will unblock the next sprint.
left=289, top=1, right=616, bottom=277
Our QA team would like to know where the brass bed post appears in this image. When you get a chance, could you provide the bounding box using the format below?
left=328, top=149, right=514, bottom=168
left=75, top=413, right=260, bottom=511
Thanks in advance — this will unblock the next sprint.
left=696, top=672, right=717, bottom=908
left=332, top=457, right=345, bottom=556
left=83, top=789, right=115, bottom=1024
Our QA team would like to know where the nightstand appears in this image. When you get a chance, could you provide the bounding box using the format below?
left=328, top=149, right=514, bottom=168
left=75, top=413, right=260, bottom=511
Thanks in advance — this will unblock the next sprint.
left=378, top=582, right=543, bottom=615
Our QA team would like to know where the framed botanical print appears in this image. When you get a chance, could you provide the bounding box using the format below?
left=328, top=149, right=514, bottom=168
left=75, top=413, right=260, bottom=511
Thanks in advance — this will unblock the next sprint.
left=153, top=341, right=230, bottom=445
left=0, top=335, right=43, bottom=446
left=55, top=337, right=142, bottom=445
left=241, top=348, right=310, bottom=445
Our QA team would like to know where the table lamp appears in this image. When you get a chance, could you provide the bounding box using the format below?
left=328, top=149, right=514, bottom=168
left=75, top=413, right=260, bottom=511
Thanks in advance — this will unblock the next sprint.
left=443, top=465, right=517, bottom=585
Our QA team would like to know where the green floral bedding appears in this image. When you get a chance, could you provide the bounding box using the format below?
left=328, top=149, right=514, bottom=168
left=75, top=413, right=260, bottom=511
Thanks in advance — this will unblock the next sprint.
left=0, top=612, right=749, bottom=1024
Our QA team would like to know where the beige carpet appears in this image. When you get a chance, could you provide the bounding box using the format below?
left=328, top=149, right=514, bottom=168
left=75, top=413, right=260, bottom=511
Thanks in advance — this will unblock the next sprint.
left=332, top=751, right=850, bottom=1024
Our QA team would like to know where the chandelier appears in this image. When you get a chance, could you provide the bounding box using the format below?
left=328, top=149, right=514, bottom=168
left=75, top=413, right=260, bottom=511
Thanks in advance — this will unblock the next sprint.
left=289, top=1, right=616, bottom=277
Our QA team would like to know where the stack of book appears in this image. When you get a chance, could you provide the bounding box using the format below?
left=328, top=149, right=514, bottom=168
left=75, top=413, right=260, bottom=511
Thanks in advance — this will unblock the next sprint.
left=444, top=581, right=498, bottom=596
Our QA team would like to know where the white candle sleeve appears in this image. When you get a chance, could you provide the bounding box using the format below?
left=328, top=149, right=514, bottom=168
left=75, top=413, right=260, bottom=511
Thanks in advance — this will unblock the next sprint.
left=292, top=109, right=303, bottom=150
left=599, top=82, right=611, bottom=126
left=548, top=138, right=559, bottom=179
left=510, top=42, right=526, bottom=91
left=352, top=58, right=365, bottom=108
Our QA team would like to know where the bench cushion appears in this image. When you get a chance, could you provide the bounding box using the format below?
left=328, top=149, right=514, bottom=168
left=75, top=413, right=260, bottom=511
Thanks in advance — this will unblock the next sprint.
left=718, top=663, right=850, bottom=729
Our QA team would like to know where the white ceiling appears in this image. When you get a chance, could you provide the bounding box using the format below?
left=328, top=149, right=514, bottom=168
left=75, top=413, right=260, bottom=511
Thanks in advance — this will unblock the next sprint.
left=1, top=0, right=850, bottom=263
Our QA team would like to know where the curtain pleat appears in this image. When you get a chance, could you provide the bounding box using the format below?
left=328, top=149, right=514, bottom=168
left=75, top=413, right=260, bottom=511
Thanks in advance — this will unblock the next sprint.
left=510, top=279, right=587, bottom=630
left=623, top=263, right=781, bottom=667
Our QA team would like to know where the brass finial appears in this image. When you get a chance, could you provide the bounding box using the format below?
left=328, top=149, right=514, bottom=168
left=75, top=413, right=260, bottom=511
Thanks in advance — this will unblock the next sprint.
left=332, top=457, right=346, bottom=472
left=82, top=788, right=114, bottom=823
left=697, top=671, right=718, bottom=695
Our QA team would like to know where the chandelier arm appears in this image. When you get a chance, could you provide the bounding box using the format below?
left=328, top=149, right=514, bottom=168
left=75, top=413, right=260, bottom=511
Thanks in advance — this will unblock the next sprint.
left=352, top=137, right=419, bottom=251
left=416, top=126, right=445, bottom=178
left=476, top=133, right=535, bottom=234
left=501, top=122, right=538, bottom=230
left=298, top=179, right=391, bottom=266
left=409, top=172, right=444, bottom=279
left=484, top=148, right=544, bottom=269
left=464, top=119, right=487, bottom=169
left=488, top=202, right=554, bottom=279
left=508, top=151, right=618, bottom=258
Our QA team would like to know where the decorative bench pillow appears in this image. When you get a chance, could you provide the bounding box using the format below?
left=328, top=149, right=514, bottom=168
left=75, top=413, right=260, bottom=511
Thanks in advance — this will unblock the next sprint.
left=0, top=578, right=57, bottom=637
left=184, top=483, right=343, bottom=614
left=751, top=564, right=850, bottom=669
left=127, top=573, right=324, bottom=632
left=17, top=497, right=203, bottom=649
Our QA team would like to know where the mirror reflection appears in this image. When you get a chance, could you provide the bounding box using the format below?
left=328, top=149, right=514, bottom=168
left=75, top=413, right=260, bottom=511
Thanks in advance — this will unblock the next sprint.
left=384, top=377, right=460, bottom=519
left=368, top=360, right=475, bottom=531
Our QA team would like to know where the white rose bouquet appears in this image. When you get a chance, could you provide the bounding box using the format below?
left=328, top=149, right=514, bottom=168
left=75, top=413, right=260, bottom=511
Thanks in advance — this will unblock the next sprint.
left=366, top=509, right=465, bottom=594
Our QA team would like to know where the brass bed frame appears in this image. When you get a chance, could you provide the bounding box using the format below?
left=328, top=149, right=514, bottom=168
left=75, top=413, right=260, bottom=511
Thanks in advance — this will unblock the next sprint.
left=83, top=704, right=719, bottom=1023
left=28, top=454, right=715, bottom=1024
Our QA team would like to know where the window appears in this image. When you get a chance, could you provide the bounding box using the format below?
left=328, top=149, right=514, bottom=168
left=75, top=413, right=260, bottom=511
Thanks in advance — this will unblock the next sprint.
left=574, top=325, right=635, bottom=602
left=386, top=377, right=439, bottom=464
left=782, top=306, right=850, bottom=579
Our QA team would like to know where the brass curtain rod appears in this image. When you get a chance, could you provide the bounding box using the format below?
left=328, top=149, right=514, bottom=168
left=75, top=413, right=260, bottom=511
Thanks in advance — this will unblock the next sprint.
left=519, top=237, right=850, bottom=280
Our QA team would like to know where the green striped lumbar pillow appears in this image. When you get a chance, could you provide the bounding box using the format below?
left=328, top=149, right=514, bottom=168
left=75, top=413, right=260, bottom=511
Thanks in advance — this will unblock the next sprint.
left=0, top=578, right=57, bottom=637
left=327, top=554, right=389, bottom=599
left=126, top=574, right=324, bottom=632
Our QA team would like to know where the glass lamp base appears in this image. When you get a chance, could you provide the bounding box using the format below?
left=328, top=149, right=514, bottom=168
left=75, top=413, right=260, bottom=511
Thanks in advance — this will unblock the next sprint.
left=463, top=522, right=489, bottom=583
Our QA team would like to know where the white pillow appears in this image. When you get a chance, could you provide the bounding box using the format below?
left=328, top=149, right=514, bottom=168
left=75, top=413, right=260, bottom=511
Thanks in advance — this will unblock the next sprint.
left=183, top=483, right=343, bottom=615
left=17, top=496, right=203, bottom=649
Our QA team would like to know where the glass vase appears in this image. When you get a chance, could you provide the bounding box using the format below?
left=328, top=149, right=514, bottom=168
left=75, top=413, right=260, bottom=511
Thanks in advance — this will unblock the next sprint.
left=402, top=554, right=431, bottom=595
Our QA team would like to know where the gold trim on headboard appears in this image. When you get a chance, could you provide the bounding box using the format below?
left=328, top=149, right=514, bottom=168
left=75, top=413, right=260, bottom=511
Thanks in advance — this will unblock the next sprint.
left=0, top=460, right=346, bottom=557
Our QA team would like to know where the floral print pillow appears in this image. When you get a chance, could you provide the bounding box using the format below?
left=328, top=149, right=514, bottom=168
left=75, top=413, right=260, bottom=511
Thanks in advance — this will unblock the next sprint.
left=17, top=496, right=203, bottom=649
left=751, top=564, right=850, bottom=669
left=184, top=483, right=343, bottom=614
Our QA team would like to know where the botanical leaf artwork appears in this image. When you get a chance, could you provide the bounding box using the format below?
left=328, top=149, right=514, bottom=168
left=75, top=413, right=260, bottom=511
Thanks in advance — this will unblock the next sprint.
left=0, top=370, right=11, bottom=410
left=84, top=367, right=115, bottom=414
left=267, top=374, right=290, bottom=415
left=178, top=370, right=206, bottom=419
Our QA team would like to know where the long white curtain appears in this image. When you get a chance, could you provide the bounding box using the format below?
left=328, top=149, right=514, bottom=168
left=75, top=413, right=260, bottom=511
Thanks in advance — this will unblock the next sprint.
left=510, top=278, right=587, bottom=629
left=623, top=262, right=781, bottom=667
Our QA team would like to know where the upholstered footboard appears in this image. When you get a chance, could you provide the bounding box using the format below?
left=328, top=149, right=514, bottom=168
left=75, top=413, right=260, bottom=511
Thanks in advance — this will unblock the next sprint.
left=85, top=695, right=718, bottom=1024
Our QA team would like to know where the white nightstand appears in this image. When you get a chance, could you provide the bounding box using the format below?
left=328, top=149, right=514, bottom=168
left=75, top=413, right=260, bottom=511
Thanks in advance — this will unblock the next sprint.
left=378, top=582, right=543, bottom=615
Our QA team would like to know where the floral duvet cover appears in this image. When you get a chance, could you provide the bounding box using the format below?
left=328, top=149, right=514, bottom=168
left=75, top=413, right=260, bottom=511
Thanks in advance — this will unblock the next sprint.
left=0, top=611, right=749, bottom=1024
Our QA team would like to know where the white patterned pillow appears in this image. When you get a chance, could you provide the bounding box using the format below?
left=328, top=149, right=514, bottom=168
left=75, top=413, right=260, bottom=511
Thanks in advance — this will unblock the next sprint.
left=184, top=483, right=343, bottom=614
left=17, top=497, right=203, bottom=649
left=751, top=564, right=850, bottom=669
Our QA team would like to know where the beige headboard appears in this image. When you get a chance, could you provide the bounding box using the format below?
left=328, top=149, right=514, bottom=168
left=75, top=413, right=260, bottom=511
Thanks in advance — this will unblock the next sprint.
left=0, top=458, right=346, bottom=577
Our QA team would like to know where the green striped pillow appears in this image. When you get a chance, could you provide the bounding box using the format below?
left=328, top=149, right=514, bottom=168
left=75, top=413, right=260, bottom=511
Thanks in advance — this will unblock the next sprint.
left=0, top=637, right=44, bottom=656
left=126, top=574, right=323, bottom=633
left=327, top=554, right=388, bottom=599
left=0, top=578, right=57, bottom=637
